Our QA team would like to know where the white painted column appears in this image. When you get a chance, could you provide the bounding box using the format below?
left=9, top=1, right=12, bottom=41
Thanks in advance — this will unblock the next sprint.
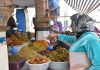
left=0, top=0, right=13, bottom=69
left=36, top=31, right=49, bottom=40
left=0, top=32, right=9, bottom=70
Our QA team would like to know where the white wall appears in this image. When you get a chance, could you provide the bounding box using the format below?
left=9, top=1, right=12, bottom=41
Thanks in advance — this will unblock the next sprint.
left=12, top=8, right=35, bottom=33
left=27, top=8, right=35, bottom=33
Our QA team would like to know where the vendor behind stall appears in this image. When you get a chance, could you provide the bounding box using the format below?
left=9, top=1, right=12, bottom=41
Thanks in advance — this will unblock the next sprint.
left=6, top=16, right=17, bottom=37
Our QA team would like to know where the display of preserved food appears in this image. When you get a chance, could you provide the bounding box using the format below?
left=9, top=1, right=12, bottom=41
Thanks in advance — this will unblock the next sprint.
left=8, top=34, right=29, bottom=46
left=18, top=34, right=29, bottom=42
left=9, top=35, right=22, bottom=45
left=46, top=47, right=69, bottom=62
left=27, top=40, right=48, bottom=52
left=17, top=47, right=42, bottom=60
left=28, top=56, right=50, bottom=64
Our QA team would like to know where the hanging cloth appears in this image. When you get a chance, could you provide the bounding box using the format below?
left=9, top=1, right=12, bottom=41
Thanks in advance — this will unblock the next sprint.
left=57, top=21, right=63, bottom=32
left=48, top=0, right=60, bottom=16
left=16, top=9, right=26, bottom=32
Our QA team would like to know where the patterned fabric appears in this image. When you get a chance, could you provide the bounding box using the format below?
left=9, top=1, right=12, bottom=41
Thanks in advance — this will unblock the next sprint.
left=50, top=7, right=60, bottom=16
left=70, top=13, right=82, bottom=29
left=70, top=13, right=95, bottom=32
left=57, top=21, right=63, bottom=32
left=70, top=13, right=81, bottom=22
left=48, top=0, right=60, bottom=10
left=76, top=14, right=95, bottom=32
left=48, top=0, right=60, bottom=16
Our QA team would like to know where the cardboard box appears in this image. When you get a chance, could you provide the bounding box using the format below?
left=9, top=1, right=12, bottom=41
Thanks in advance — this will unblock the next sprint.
left=69, top=52, right=91, bottom=70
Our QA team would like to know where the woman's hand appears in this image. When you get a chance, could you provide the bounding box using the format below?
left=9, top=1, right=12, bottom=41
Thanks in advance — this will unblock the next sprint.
left=47, top=34, right=58, bottom=39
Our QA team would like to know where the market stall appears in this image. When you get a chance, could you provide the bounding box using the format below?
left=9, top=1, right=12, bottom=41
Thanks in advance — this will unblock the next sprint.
left=0, top=0, right=100, bottom=70
left=8, top=39, right=69, bottom=70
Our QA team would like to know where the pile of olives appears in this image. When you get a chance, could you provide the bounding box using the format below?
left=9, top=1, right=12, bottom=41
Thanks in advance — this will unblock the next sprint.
left=46, top=47, right=69, bottom=62
left=17, top=47, right=42, bottom=60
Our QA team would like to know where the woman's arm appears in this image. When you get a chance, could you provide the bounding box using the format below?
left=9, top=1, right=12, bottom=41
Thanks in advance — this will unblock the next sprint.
left=48, top=34, right=59, bottom=38
left=85, top=38, right=100, bottom=70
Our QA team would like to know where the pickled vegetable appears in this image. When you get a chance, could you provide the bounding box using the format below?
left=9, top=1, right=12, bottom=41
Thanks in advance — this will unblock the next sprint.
left=33, top=40, right=48, bottom=47
left=27, top=40, right=48, bottom=52
left=9, top=35, right=22, bottom=45
left=18, top=34, right=29, bottom=42
left=9, top=34, right=29, bottom=45
left=17, top=47, right=42, bottom=60
left=46, top=47, right=69, bottom=62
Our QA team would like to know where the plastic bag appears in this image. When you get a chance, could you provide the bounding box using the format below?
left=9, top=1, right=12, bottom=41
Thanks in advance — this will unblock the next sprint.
left=69, top=52, right=90, bottom=70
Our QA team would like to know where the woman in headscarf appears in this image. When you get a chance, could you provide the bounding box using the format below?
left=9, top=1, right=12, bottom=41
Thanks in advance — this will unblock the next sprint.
left=48, top=14, right=81, bottom=45
left=47, top=14, right=81, bottom=50
left=70, top=14, right=100, bottom=70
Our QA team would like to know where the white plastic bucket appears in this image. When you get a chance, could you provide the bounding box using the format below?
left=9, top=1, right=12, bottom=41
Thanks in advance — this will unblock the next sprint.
left=49, top=61, right=68, bottom=70
left=26, top=61, right=50, bottom=70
